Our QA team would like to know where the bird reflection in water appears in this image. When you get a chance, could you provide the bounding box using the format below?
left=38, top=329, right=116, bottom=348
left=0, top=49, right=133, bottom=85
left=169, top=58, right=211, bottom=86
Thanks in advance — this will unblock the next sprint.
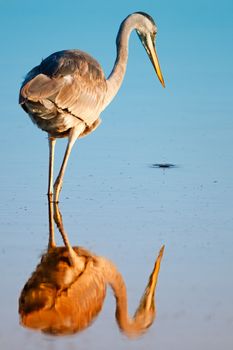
left=19, top=201, right=164, bottom=337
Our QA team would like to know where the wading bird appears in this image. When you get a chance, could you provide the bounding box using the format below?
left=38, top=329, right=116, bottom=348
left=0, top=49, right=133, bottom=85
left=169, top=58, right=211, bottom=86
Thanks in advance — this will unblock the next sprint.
left=19, top=12, right=165, bottom=202
left=19, top=201, right=164, bottom=336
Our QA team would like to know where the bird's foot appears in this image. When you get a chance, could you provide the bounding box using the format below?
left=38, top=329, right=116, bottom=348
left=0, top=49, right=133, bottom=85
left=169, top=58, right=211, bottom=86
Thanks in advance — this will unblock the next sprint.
left=47, top=192, right=53, bottom=202
left=53, top=174, right=64, bottom=203
left=53, top=186, right=61, bottom=203
left=53, top=192, right=60, bottom=203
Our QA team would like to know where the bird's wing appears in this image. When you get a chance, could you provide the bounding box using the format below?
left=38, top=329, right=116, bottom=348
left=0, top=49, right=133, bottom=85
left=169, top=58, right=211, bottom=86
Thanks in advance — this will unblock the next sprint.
left=20, top=50, right=107, bottom=126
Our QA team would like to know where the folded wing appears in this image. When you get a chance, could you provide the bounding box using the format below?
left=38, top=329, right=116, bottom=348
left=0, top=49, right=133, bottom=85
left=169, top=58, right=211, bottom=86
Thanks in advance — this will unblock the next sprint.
left=20, top=50, right=107, bottom=128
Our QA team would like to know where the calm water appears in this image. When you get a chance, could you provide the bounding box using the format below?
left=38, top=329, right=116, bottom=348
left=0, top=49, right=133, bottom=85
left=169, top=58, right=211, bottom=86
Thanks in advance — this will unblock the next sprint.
left=0, top=1, right=233, bottom=349
left=1, top=108, right=233, bottom=349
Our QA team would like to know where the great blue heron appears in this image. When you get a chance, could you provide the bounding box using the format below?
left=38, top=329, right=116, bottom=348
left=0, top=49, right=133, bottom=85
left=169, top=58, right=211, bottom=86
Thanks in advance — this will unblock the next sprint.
left=19, top=12, right=165, bottom=202
left=19, top=201, right=165, bottom=336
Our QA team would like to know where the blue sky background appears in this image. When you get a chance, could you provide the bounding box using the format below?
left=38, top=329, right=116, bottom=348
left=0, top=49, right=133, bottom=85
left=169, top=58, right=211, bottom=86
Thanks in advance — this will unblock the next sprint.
left=0, top=1, right=233, bottom=349
left=1, top=0, right=233, bottom=117
left=1, top=0, right=233, bottom=169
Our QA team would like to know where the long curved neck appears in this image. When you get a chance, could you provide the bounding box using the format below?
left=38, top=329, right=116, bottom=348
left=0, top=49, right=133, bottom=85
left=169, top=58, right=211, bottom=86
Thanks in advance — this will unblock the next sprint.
left=99, top=258, right=138, bottom=334
left=99, top=246, right=164, bottom=337
left=102, top=17, right=136, bottom=109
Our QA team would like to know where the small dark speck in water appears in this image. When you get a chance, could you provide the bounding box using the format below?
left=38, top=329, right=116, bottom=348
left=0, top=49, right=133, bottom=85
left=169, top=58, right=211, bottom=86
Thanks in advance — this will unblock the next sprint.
left=150, top=163, right=177, bottom=169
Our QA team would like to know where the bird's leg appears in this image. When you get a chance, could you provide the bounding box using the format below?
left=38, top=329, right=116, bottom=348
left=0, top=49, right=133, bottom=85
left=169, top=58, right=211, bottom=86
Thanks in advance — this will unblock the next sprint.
left=53, top=124, right=85, bottom=203
left=48, top=197, right=56, bottom=249
left=47, top=136, right=56, bottom=202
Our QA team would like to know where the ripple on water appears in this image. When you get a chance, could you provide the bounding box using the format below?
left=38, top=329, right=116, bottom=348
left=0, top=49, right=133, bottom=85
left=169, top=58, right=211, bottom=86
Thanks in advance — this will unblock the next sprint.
left=150, top=163, right=178, bottom=169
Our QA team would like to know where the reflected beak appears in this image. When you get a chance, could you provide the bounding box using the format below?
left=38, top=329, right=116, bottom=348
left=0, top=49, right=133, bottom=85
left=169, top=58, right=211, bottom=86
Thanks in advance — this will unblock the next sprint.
left=147, top=35, right=165, bottom=87
left=137, top=31, right=165, bottom=88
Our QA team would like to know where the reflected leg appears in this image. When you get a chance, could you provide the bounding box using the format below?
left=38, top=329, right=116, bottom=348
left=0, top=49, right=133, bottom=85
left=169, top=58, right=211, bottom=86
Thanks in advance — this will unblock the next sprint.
left=53, top=201, right=84, bottom=269
left=48, top=198, right=56, bottom=249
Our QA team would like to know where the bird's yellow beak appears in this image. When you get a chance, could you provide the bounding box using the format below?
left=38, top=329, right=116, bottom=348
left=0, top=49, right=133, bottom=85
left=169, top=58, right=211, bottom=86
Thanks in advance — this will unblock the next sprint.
left=136, top=30, right=165, bottom=88
left=147, top=35, right=165, bottom=88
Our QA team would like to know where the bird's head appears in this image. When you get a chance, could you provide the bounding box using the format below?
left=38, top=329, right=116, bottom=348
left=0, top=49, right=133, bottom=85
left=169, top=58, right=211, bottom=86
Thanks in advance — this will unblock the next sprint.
left=133, top=12, right=165, bottom=87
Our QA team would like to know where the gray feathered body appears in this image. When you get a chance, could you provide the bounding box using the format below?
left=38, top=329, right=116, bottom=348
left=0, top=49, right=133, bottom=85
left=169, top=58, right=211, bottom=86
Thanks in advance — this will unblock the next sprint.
left=19, top=50, right=107, bottom=138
